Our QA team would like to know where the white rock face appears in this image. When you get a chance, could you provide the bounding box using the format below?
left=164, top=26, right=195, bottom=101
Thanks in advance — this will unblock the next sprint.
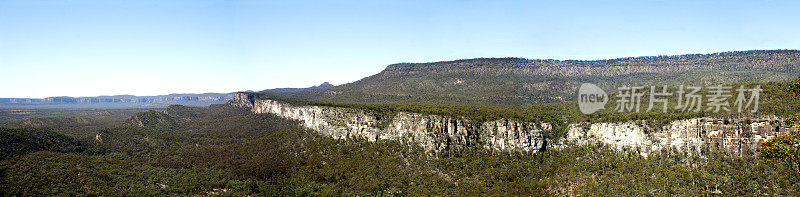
left=568, top=123, right=648, bottom=147
left=231, top=93, right=547, bottom=152
left=566, top=117, right=795, bottom=156
left=232, top=93, right=795, bottom=156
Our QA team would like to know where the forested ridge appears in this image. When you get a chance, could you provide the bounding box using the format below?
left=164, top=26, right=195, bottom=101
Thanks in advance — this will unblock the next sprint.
left=266, top=50, right=799, bottom=106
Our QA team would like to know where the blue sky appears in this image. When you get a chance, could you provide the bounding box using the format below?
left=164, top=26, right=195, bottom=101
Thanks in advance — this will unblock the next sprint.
left=1, top=0, right=798, bottom=98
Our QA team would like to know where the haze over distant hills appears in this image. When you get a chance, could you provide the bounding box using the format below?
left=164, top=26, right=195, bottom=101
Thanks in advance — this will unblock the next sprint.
left=0, top=93, right=234, bottom=109
left=0, top=82, right=341, bottom=109
left=262, top=50, right=799, bottom=106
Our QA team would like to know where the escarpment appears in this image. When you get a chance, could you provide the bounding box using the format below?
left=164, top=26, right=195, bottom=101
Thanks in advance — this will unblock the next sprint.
left=231, top=92, right=796, bottom=155
left=567, top=118, right=797, bottom=156
left=230, top=93, right=548, bottom=152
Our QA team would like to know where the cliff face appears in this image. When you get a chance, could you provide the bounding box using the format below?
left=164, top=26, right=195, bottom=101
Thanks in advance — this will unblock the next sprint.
left=232, top=92, right=796, bottom=155
left=566, top=118, right=796, bottom=156
left=231, top=93, right=547, bottom=152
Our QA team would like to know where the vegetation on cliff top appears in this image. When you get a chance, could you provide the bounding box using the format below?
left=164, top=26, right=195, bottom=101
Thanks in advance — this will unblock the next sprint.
left=760, top=78, right=800, bottom=178
left=243, top=75, right=799, bottom=138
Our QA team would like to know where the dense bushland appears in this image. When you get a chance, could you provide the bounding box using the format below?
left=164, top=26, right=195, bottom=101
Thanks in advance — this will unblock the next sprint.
left=0, top=103, right=798, bottom=195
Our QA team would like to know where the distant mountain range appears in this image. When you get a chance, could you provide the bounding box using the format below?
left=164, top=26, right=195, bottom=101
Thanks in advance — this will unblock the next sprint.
left=261, top=50, right=799, bottom=106
left=0, top=93, right=234, bottom=109
left=0, top=82, right=340, bottom=109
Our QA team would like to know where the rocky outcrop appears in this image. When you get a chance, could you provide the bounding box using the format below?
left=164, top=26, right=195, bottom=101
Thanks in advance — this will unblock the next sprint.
left=231, top=93, right=547, bottom=152
left=566, top=118, right=796, bottom=156
left=232, top=92, right=796, bottom=156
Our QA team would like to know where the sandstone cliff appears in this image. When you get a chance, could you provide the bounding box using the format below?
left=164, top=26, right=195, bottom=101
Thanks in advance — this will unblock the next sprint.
left=231, top=93, right=547, bottom=152
left=231, top=92, right=796, bottom=155
left=566, top=118, right=796, bottom=156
